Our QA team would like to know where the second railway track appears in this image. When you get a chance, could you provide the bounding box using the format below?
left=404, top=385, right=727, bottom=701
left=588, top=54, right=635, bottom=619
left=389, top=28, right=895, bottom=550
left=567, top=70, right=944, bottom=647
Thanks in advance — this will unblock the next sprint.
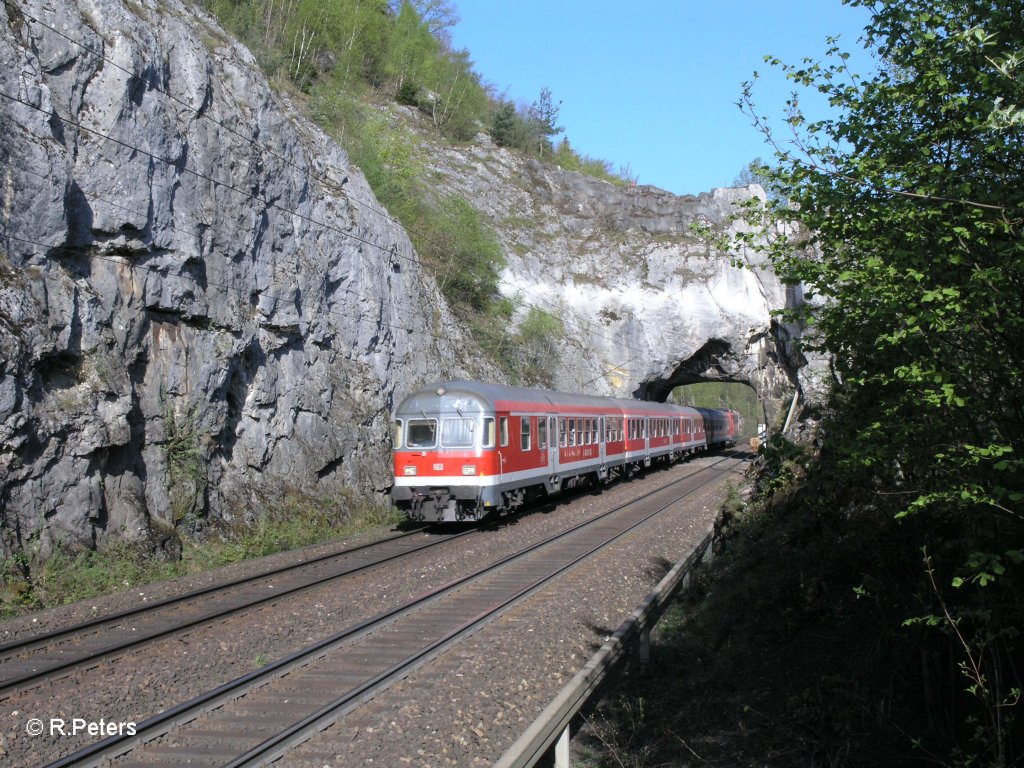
left=45, top=452, right=749, bottom=768
left=0, top=528, right=477, bottom=697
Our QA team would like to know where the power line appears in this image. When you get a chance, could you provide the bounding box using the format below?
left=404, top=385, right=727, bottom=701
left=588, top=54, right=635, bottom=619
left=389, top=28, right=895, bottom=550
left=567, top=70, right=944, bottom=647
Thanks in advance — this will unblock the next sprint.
left=11, top=10, right=672, bottom=363
left=1, top=11, right=726, bottom=390
left=0, top=228, right=469, bottom=349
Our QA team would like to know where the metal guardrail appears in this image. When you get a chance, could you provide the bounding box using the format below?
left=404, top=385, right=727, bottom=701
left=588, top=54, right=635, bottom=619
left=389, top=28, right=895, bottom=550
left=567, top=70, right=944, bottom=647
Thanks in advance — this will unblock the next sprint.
left=494, top=526, right=716, bottom=768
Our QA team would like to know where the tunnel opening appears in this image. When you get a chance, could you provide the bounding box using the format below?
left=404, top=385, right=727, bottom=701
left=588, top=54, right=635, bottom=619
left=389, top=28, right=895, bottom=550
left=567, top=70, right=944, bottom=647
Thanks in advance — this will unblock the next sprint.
left=629, top=336, right=790, bottom=436
left=669, top=381, right=764, bottom=439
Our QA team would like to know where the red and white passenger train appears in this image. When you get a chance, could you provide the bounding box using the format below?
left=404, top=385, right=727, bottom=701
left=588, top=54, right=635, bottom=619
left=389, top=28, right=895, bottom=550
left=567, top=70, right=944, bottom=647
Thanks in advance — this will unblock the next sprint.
left=392, top=380, right=740, bottom=522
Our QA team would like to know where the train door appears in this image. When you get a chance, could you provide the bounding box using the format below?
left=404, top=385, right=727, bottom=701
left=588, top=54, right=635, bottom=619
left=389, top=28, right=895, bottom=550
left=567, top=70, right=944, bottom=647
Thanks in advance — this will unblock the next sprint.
left=548, top=416, right=558, bottom=473
left=599, top=416, right=606, bottom=465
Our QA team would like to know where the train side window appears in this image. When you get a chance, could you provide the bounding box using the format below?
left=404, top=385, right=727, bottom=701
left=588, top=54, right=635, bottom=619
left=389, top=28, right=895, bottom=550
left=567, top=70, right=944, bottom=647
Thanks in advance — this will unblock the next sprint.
left=521, top=417, right=532, bottom=451
left=499, top=417, right=509, bottom=447
left=559, top=418, right=567, bottom=447
left=393, top=420, right=403, bottom=449
left=538, top=417, right=547, bottom=449
left=584, top=418, right=591, bottom=445
left=569, top=418, right=577, bottom=447
left=482, top=418, right=495, bottom=448
left=592, top=419, right=599, bottom=444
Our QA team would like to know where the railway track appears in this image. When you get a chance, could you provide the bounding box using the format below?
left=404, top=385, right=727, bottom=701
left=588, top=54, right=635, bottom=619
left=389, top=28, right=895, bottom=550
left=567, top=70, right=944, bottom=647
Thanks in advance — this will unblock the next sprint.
left=46, top=451, right=749, bottom=768
left=0, top=528, right=476, bottom=698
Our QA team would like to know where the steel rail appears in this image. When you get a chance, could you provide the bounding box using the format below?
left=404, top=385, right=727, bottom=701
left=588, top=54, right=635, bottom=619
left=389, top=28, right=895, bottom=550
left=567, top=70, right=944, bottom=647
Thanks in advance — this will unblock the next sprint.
left=44, top=453, right=745, bottom=768
left=495, top=529, right=720, bottom=768
left=225, top=456, right=748, bottom=768
left=0, top=528, right=475, bottom=696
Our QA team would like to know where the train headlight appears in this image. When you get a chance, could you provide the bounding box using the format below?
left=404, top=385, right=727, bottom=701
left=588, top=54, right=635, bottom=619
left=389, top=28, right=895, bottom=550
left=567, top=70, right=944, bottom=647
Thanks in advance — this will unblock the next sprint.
left=462, top=464, right=477, bottom=476
left=403, top=466, right=417, bottom=476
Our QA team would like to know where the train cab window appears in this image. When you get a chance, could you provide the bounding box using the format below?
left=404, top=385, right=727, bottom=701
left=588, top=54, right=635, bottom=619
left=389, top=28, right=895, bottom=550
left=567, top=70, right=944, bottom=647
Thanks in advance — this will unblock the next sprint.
left=441, top=418, right=475, bottom=448
left=538, top=417, right=547, bottom=449
left=520, top=417, right=532, bottom=451
left=393, top=420, right=403, bottom=449
left=407, top=419, right=436, bottom=448
left=482, top=418, right=495, bottom=448
left=559, top=418, right=567, bottom=447
left=499, top=417, right=509, bottom=447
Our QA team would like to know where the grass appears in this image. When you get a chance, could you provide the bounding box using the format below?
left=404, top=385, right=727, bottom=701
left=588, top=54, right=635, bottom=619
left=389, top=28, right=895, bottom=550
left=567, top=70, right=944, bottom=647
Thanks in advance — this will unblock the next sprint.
left=0, top=491, right=403, bottom=621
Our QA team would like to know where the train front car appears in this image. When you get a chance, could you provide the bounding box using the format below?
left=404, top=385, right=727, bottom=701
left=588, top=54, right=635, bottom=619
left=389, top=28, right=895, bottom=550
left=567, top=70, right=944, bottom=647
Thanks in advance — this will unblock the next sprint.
left=392, top=382, right=500, bottom=523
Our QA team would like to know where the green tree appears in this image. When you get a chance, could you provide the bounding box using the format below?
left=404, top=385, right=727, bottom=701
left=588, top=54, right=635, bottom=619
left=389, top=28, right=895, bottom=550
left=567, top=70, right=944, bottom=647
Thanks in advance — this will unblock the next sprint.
left=490, top=101, right=527, bottom=148
left=732, top=1, right=1024, bottom=762
left=527, top=86, right=562, bottom=157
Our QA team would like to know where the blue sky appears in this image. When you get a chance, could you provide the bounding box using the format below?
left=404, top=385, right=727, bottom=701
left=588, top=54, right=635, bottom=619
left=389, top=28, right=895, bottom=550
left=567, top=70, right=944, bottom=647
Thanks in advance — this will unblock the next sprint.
left=448, top=1, right=876, bottom=195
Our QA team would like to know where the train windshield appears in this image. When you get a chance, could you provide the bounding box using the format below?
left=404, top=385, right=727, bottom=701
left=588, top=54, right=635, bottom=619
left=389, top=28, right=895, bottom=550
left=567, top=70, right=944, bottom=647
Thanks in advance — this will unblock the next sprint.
left=406, top=419, right=437, bottom=448
left=441, top=417, right=475, bottom=448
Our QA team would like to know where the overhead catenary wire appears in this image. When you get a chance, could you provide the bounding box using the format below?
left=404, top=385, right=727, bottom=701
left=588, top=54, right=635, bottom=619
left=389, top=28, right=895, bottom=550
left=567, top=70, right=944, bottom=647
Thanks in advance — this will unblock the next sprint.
left=0, top=228, right=468, bottom=349
left=9, top=9, right=683, bottom=358
left=0, top=88, right=662, bottom=372
left=0, top=11, right=725, bottom=383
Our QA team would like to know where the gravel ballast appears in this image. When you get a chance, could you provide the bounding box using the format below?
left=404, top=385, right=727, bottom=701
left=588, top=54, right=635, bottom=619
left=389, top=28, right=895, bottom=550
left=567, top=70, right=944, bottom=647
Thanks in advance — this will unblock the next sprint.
left=0, top=455, right=745, bottom=766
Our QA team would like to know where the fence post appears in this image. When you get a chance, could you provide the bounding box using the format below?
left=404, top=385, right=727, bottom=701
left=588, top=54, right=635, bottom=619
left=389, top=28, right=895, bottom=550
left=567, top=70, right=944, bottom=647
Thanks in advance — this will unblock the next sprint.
left=554, top=723, right=571, bottom=768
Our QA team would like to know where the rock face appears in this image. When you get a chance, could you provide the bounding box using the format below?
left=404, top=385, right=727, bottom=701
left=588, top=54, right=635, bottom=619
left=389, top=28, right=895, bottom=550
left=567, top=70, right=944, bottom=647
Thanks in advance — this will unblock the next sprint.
left=0, top=0, right=488, bottom=557
left=423, top=135, right=825, bottom=427
left=0, top=0, right=822, bottom=560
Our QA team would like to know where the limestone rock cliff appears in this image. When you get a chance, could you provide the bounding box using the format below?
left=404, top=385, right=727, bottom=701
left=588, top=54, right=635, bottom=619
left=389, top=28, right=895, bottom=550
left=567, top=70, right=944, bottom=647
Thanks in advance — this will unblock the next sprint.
left=0, top=0, right=488, bottom=557
left=421, top=131, right=825, bottom=425
left=0, top=0, right=822, bottom=560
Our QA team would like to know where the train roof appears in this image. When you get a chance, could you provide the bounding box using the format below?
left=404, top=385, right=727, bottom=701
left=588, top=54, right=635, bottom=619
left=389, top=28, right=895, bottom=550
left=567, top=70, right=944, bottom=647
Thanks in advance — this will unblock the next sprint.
left=394, top=380, right=704, bottom=418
